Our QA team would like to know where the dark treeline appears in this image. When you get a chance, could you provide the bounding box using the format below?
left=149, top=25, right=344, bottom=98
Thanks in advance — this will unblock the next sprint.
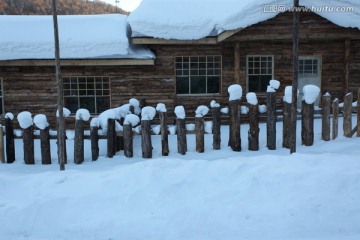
left=0, top=0, right=128, bottom=15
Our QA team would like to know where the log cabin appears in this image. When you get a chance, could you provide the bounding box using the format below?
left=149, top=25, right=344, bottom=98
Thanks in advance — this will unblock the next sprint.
left=0, top=0, right=359, bottom=126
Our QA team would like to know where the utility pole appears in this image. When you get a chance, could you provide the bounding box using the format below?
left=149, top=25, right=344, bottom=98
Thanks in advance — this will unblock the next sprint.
left=290, top=0, right=299, bottom=154
left=115, top=0, right=119, bottom=13
left=51, top=0, right=66, bottom=171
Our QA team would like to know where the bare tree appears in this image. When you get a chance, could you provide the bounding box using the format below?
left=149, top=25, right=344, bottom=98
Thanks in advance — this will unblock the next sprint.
left=51, top=0, right=65, bottom=171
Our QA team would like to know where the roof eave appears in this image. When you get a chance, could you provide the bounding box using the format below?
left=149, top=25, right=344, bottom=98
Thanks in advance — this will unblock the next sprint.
left=0, top=58, right=155, bottom=67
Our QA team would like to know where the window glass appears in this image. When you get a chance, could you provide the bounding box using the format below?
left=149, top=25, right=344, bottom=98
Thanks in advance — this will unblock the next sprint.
left=247, top=56, right=273, bottom=92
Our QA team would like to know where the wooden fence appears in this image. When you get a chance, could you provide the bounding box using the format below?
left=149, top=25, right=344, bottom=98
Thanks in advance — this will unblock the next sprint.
left=0, top=89, right=359, bottom=165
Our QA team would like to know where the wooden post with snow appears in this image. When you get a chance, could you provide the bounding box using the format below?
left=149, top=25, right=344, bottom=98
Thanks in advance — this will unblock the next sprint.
left=141, top=107, right=155, bottom=158
left=0, top=125, right=4, bottom=163
left=56, top=108, right=69, bottom=165
left=107, top=118, right=116, bottom=158
left=282, top=88, right=292, bottom=149
left=343, top=92, right=353, bottom=137
left=358, top=88, right=360, bottom=137
left=332, top=98, right=339, bottom=140
left=301, top=85, right=320, bottom=146
left=321, top=94, right=331, bottom=141
left=246, top=93, right=259, bottom=151
left=301, top=100, right=314, bottom=146
left=74, top=109, right=89, bottom=164
left=228, top=84, right=242, bottom=152
left=18, top=112, right=34, bottom=164
left=123, top=114, right=140, bottom=158
left=266, top=80, right=280, bottom=150
left=211, top=101, right=221, bottom=150
left=175, top=106, right=187, bottom=155
left=156, top=103, right=169, bottom=156
left=34, top=114, right=51, bottom=165
left=4, top=114, right=15, bottom=163
left=195, top=106, right=209, bottom=153
left=90, top=118, right=99, bottom=161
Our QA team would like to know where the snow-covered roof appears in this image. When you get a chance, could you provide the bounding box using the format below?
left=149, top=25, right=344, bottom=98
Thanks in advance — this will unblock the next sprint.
left=0, top=14, right=154, bottom=60
left=128, top=0, right=360, bottom=40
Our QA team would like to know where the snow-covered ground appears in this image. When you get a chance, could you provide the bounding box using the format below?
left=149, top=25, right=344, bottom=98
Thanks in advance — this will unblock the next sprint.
left=1, top=117, right=360, bottom=240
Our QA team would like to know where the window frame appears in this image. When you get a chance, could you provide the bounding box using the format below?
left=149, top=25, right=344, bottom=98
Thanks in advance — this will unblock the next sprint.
left=63, top=76, right=111, bottom=115
left=246, top=55, right=274, bottom=93
left=175, top=55, right=222, bottom=96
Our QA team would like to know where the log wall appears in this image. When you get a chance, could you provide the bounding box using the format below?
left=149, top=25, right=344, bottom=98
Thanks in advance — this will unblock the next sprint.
left=0, top=11, right=359, bottom=127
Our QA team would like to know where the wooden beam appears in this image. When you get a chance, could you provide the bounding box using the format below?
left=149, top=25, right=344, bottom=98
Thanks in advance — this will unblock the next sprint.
left=0, top=59, right=155, bottom=66
left=132, top=37, right=217, bottom=45
left=234, top=43, right=241, bottom=84
left=343, top=38, right=351, bottom=97
left=217, top=29, right=242, bottom=42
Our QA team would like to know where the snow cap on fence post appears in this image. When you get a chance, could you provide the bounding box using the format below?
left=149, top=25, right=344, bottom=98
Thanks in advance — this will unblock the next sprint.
left=5, top=112, right=14, bottom=120
left=56, top=108, right=71, bottom=117
left=210, top=100, right=220, bottom=108
left=75, top=109, right=91, bottom=121
left=284, top=86, right=294, bottom=104
left=90, top=117, right=100, bottom=128
left=267, top=79, right=280, bottom=92
left=303, top=85, right=320, bottom=104
left=246, top=92, right=258, bottom=105
left=124, top=114, right=140, bottom=126
left=34, top=114, right=49, bottom=130
left=17, top=111, right=33, bottom=129
left=129, top=98, right=141, bottom=115
left=195, top=105, right=209, bottom=117
left=156, top=103, right=167, bottom=112
left=175, top=106, right=186, bottom=119
left=228, top=84, right=243, bottom=101
left=141, top=106, right=156, bottom=121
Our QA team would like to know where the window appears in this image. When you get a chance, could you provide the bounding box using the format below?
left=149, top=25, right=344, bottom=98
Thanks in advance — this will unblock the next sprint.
left=0, top=78, right=3, bottom=115
left=247, top=55, right=274, bottom=92
left=176, top=56, right=221, bottom=94
left=63, top=76, right=110, bottom=114
left=299, top=58, right=319, bottom=78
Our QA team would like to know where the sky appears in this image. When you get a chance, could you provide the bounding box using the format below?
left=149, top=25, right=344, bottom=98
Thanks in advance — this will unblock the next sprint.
left=101, top=0, right=142, bottom=12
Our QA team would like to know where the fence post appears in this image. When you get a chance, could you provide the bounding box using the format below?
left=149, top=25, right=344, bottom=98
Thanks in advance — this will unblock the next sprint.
left=123, top=124, right=133, bottom=158
left=195, top=106, right=209, bottom=153
left=211, top=103, right=221, bottom=150
left=17, top=112, right=34, bottom=164
left=332, top=98, right=339, bottom=140
left=228, top=99, right=241, bottom=152
left=141, top=106, right=155, bottom=158
left=90, top=118, right=99, bottom=161
left=357, top=88, right=360, bottom=137
left=301, top=100, right=314, bottom=146
left=266, top=91, right=277, bottom=150
left=74, top=119, right=85, bottom=164
left=321, top=94, right=331, bottom=141
left=107, top=118, right=116, bottom=158
left=228, top=84, right=242, bottom=152
left=40, top=127, right=51, bottom=164
left=23, top=126, right=35, bottom=164
left=343, top=92, right=353, bottom=137
left=282, top=101, right=291, bottom=149
left=246, top=93, right=259, bottom=151
left=175, top=106, right=187, bottom=155
left=0, top=126, right=4, bottom=163
left=156, top=103, right=169, bottom=156
left=5, top=115, right=15, bottom=163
